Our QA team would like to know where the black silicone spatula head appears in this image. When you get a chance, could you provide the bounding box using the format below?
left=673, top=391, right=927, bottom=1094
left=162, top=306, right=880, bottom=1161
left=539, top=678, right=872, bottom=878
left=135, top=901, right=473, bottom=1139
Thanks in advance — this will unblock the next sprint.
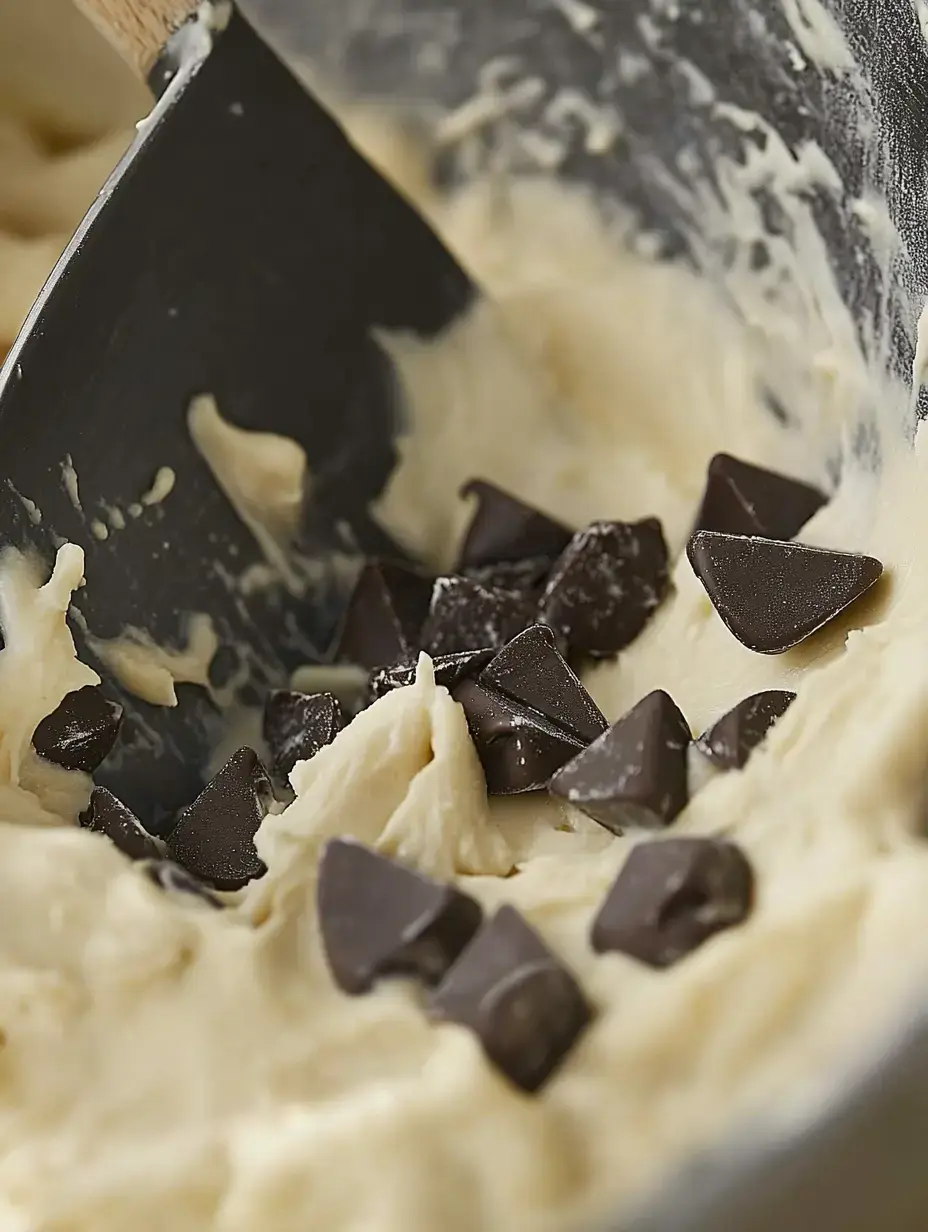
left=0, top=1, right=472, bottom=824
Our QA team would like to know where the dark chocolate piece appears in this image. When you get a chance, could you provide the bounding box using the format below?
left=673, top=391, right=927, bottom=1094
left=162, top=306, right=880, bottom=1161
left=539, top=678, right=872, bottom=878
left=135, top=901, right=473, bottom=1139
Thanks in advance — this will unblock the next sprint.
left=369, top=648, right=494, bottom=702
left=687, top=531, right=883, bottom=654
left=317, top=838, right=483, bottom=994
left=430, top=904, right=591, bottom=1093
left=452, top=678, right=585, bottom=795
left=694, top=453, right=827, bottom=541
left=697, top=690, right=797, bottom=770
left=79, top=786, right=163, bottom=861
left=32, top=685, right=123, bottom=773
left=167, top=747, right=271, bottom=891
left=538, top=519, right=670, bottom=658
left=464, top=556, right=554, bottom=596
left=549, top=690, right=690, bottom=833
left=591, top=838, right=754, bottom=968
left=456, top=479, right=573, bottom=570
left=262, top=690, right=344, bottom=781
left=478, top=624, right=607, bottom=744
left=144, top=859, right=224, bottom=909
left=334, top=561, right=433, bottom=669
left=421, top=576, right=535, bottom=657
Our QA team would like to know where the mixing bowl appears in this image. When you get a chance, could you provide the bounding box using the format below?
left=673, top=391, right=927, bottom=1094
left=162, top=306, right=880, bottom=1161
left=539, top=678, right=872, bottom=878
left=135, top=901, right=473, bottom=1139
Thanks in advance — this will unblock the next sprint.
left=4, top=0, right=928, bottom=1228
left=246, top=3, right=928, bottom=1228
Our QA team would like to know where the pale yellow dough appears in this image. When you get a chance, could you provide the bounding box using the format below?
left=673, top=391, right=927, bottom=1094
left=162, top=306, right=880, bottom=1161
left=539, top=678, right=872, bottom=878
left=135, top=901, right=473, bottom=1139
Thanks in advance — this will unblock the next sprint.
left=3, top=23, right=928, bottom=1232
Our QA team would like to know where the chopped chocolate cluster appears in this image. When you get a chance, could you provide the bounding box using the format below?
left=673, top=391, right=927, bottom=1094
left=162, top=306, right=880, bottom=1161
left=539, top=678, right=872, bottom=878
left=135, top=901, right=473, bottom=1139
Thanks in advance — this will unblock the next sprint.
left=331, top=480, right=673, bottom=706
left=369, top=647, right=494, bottom=702
left=65, top=455, right=886, bottom=1094
left=316, top=840, right=592, bottom=1093
left=453, top=626, right=606, bottom=795
left=318, top=838, right=483, bottom=994
left=77, top=750, right=277, bottom=900
left=687, top=454, right=882, bottom=654
left=480, top=624, right=608, bottom=743
left=453, top=676, right=586, bottom=795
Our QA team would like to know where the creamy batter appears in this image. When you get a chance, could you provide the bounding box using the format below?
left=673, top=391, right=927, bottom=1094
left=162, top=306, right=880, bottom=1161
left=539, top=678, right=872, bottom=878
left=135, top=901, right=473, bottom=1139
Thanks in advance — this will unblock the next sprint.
left=1, top=7, right=928, bottom=1232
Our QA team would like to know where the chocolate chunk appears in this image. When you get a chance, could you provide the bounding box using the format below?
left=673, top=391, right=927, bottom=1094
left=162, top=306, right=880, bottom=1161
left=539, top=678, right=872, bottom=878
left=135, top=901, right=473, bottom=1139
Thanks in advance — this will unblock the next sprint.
left=694, top=453, right=827, bottom=540
left=456, top=479, right=573, bottom=571
left=453, top=678, right=585, bottom=795
left=32, top=686, right=123, bottom=773
left=334, top=561, right=433, bottom=669
left=167, top=747, right=271, bottom=890
left=369, top=647, right=494, bottom=702
left=430, top=905, right=591, bottom=1093
left=144, top=859, right=224, bottom=909
left=263, top=690, right=344, bottom=781
left=478, top=624, right=608, bottom=744
left=591, top=838, right=754, bottom=968
left=317, top=838, right=483, bottom=994
left=687, top=531, right=883, bottom=654
left=697, top=690, right=797, bottom=770
left=79, top=787, right=163, bottom=861
left=421, top=576, right=535, bottom=657
left=549, top=690, right=690, bottom=833
left=538, top=519, right=670, bottom=658
left=464, top=556, right=554, bottom=597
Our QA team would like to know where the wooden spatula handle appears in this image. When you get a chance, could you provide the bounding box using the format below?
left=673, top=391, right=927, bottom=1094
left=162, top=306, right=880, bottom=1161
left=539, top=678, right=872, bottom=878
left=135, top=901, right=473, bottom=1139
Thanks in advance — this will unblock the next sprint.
left=73, top=0, right=202, bottom=79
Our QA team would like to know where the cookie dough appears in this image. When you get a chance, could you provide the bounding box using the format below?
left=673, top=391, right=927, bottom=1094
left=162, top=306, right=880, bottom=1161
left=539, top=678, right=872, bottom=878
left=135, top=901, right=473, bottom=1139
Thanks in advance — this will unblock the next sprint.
left=1, top=14, right=927, bottom=1232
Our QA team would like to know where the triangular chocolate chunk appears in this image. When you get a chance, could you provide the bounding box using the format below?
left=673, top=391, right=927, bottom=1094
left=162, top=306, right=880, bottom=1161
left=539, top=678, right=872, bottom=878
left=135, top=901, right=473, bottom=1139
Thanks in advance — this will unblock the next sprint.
left=168, top=747, right=272, bottom=891
left=369, top=648, right=494, bottom=702
left=421, top=576, right=535, bottom=657
left=687, top=531, right=883, bottom=654
left=80, top=787, right=163, bottom=861
left=334, top=561, right=433, bottom=669
left=317, top=839, right=483, bottom=995
left=694, top=453, right=827, bottom=540
left=549, top=690, right=690, bottom=833
left=591, top=838, right=754, bottom=968
left=263, top=690, right=344, bottom=781
left=538, top=519, right=670, bottom=658
left=33, top=685, right=123, bottom=773
left=478, top=624, right=607, bottom=744
left=456, top=479, right=573, bottom=570
left=452, top=678, right=585, bottom=795
left=430, top=905, right=591, bottom=1093
left=697, top=689, right=796, bottom=770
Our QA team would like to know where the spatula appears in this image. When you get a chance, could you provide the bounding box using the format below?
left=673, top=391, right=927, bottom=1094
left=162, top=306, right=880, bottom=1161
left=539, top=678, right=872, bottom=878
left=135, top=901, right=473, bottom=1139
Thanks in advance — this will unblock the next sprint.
left=0, top=0, right=473, bottom=824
